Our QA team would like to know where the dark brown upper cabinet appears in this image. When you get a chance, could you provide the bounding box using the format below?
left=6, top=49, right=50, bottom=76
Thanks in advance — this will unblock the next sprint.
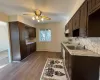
left=80, top=1, right=88, bottom=37
left=88, top=0, right=100, bottom=15
left=65, top=24, right=69, bottom=37
left=65, top=24, right=68, bottom=31
left=68, top=20, right=73, bottom=36
left=25, top=27, right=36, bottom=39
left=65, top=20, right=73, bottom=37
left=96, top=0, right=100, bottom=4
left=72, top=10, right=80, bottom=30
left=65, top=0, right=100, bottom=37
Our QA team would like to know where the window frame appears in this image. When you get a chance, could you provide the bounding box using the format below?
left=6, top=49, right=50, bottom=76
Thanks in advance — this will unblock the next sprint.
left=39, top=29, right=52, bottom=42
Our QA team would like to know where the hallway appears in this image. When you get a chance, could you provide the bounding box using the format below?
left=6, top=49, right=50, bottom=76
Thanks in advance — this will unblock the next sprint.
left=0, top=51, right=61, bottom=80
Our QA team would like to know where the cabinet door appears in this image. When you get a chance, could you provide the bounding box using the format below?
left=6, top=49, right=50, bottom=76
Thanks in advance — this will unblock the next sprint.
left=28, top=28, right=33, bottom=38
left=68, top=54, right=72, bottom=79
left=65, top=24, right=69, bottom=37
left=33, top=42, right=36, bottom=52
left=73, top=10, right=80, bottom=30
left=69, top=20, right=73, bottom=36
left=27, top=44, right=31, bottom=55
left=28, top=27, right=36, bottom=38
left=88, top=0, right=92, bottom=14
left=95, top=0, right=100, bottom=10
left=30, top=42, right=36, bottom=54
left=33, top=28, right=36, bottom=38
left=88, top=0, right=100, bottom=15
left=65, top=50, right=69, bottom=70
left=9, top=22, right=21, bottom=61
left=30, top=43, right=34, bottom=53
left=80, top=1, right=88, bottom=37
left=96, top=0, right=100, bottom=4
left=88, top=0, right=96, bottom=14
left=91, top=0, right=96, bottom=8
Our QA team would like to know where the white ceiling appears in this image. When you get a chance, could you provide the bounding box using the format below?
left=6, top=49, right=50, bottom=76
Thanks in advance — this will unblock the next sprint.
left=0, top=0, right=84, bottom=23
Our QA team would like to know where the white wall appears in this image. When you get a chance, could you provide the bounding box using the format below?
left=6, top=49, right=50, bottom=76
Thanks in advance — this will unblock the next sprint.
left=0, top=21, right=9, bottom=52
left=36, top=22, right=66, bottom=52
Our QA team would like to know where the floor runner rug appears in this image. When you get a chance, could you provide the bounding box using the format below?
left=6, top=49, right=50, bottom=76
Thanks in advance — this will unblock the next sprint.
left=40, top=58, right=68, bottom=80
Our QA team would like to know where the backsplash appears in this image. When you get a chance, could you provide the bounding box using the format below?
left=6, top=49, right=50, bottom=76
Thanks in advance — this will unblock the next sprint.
left=69, top=37, right=100, bottom=54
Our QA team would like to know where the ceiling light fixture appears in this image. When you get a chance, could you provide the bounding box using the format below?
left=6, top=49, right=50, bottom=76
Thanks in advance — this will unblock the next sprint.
left=32, top=17, right=35, bottom=20
left=23, top=9, right=51, bottom=22
left=37, top=20, right=40, bottom=22
left=36, top=16, right=39, bottom=19
left=41, top=18, right=44, bottom=21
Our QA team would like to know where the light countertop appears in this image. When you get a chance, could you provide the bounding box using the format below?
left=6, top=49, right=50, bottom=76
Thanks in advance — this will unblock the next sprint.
left=62, top=42, right=100, bottom=57
left=26, top=39, right=36, bottom=45
left=26, top=41, right=36, bottom=45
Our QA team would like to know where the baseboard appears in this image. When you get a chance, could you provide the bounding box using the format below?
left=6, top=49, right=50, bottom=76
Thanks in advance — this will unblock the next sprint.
left=36, top=51, right=61, bottom=53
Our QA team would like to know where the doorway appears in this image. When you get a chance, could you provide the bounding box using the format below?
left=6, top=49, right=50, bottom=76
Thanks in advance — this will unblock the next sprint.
left=0, top=21, right=11, bottom=69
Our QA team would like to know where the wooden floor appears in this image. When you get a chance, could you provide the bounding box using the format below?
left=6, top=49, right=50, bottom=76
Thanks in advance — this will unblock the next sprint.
left=0, top=51, right=61, bottom=80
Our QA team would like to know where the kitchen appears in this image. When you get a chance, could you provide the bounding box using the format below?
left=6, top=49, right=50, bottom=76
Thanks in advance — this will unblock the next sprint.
left=0, top=0, right=100, bottom=80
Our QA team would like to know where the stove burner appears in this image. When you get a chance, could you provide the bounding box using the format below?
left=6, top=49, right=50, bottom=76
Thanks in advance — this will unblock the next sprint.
left=55, top=71, right=65, bottom=76
left=45, top=68, right=54, bottom=77
left=47, top=64, right=53, bottom=67
left=54, top=60, right=60, bottom=64
left=54, top=65, right=63, bottom=69
left=50, top=60, right=55, bottom=65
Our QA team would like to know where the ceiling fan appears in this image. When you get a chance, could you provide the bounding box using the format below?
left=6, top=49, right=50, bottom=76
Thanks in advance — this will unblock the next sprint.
left=23, top=9, right=51, bottom=22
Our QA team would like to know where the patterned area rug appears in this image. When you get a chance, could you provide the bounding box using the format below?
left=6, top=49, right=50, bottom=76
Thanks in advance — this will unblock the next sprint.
left=40, top=58, right=68, bottom=80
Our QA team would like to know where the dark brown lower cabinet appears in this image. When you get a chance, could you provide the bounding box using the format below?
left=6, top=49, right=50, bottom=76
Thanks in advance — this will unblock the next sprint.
left=27, top=42, right=36, bottom=56
left=62, top=44, right=100, bottom=80
left=27, top=44, right=31, bottom=56
left=65, top=51, right=100, bottom=80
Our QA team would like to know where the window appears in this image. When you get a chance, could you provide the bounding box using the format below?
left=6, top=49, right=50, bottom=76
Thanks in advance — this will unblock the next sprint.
left=39, top=29, right=51, bottom=42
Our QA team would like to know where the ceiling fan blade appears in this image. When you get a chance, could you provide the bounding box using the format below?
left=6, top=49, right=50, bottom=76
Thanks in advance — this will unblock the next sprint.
left=42, top=16, right=51, bottom=20
left=23, top=13, right=35, bottom=16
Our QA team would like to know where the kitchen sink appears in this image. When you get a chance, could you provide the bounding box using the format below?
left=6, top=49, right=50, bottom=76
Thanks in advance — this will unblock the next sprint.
left=66, top=45, right=85, bottom=50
